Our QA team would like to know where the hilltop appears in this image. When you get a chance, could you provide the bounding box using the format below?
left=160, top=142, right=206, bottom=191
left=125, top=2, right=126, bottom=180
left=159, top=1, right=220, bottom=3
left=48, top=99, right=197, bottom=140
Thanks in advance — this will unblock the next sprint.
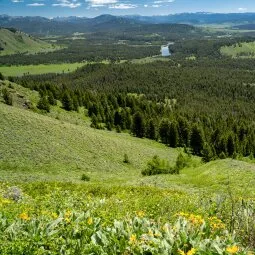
left=0, top=27, right=59, bottom=55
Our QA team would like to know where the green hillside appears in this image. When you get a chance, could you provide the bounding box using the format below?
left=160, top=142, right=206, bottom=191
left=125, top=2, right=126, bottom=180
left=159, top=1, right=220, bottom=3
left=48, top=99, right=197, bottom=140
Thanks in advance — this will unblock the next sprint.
left=0, top=80, right=254, bottom=196
left=220, top=41, right=255, bottom=58
left=0, top=80, right=255, bottom=253
left=0, top=27, right=59, bottom=55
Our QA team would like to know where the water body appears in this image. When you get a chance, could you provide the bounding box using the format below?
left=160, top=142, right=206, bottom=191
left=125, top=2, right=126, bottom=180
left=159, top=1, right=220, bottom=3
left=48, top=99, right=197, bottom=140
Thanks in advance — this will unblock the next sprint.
left=161, top=42, right=174, bottom=57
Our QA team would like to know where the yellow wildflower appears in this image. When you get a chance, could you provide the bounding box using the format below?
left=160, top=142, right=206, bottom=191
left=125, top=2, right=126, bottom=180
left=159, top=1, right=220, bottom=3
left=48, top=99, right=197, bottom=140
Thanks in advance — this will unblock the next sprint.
left=87, top=217, right=93, bottom=225
left=65, top=217, right=71, bottom=223
left=137, top=211, right=145, bottom=217
left=178, top=248, right=196, bottom=255
left=51, top=212, right=58, bottom=219
left=148, top=229, right=154, bottom=237
left=129, top=234, right=137, bottom=244
left=178, top=249, right=186, bottom=255
left=226, top=246, right=239, bottom=254
left=187, top=248, right=196, bottom=255
left=19, top=212, right=30, bottom=221
left=65, top=210, right=72, bottom=218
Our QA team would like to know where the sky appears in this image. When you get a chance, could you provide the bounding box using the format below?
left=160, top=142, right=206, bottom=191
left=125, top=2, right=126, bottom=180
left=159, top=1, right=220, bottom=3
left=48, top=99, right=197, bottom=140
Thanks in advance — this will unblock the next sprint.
left=1, top=0, right=255, bottom=18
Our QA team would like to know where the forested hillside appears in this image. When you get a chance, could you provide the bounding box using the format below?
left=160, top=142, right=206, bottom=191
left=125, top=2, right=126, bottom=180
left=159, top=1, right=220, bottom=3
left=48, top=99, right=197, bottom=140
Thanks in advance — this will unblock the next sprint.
left=14, top=59, right=255, bottom=161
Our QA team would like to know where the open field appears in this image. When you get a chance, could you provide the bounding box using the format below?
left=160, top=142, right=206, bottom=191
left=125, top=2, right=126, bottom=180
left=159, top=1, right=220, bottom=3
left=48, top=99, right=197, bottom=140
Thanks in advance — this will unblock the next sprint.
left=0, top=63, right=86, bottom=76
left=221, top=41, right=255, bottom=58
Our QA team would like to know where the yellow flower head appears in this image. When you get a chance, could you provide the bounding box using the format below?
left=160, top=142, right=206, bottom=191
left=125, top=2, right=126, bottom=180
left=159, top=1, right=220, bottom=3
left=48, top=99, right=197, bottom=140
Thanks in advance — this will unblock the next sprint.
left=178, top=248, right=196, bottom=255
left=178, top=249, right=186, bottom=255
left=137, top=211, right=145, bottom=217
left=64, top=210, right=72, bottom=218
left=187, top=248, right=196, bottom=255
left=65, top=217, right=71, bottom=223
left=51, top=212, right=58, bottom=219
left=87, top=217, right=93, bottom=225
left=226, top=245, right=239, bottom=254
left=19, top=212, right=30, bottom=221
left=129, top=234, right=137, bottom=244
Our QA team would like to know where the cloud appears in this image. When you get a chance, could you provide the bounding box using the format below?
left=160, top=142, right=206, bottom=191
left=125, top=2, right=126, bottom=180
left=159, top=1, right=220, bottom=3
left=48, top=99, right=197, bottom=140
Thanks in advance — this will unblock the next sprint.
left=153, top=0, right=175, bottom=3
left=52, top=0, right=81, bottom=8
left=238, top=7, right=247, bottom=12
left=86, top=0, right=118, bottom=8
left=27, top=2, right=45, bottom=6
left=11, top=0, right=24, bottom=3
left=109, top=3, right=137, bottom=9
left=152, top=4, right=161, bottom=8
left=87, top=0, right=117, bottom=4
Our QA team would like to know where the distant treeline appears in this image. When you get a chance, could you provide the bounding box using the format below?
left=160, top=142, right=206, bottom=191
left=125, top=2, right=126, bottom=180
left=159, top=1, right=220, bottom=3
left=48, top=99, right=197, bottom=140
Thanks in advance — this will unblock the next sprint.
left=15, top=60, right=255, bottom=160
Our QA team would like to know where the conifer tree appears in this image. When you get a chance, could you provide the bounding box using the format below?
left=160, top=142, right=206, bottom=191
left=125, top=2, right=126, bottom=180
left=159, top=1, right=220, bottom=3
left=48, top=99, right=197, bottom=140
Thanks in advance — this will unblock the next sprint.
left=62, top=91, right=73, bottom=111
left=190, top=125, right=204, bottom=156
left=132, top=112, right=145, bottom=138
left=37, top=96, right=50, bottom=112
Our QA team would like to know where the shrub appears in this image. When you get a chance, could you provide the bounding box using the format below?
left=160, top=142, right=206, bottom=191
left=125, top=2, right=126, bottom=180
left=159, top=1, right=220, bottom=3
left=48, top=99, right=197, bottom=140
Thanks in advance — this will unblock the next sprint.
left=0, top=72, right=4, bottom=81
left=142, top=155, right=175, bottom=176
left=37, top=96, right=50, bottom=112
left=123, top=154, right=130, bottom=164
left=81, top=174, right=90, bottom=181
left=2, top=88, right=13, bottom=106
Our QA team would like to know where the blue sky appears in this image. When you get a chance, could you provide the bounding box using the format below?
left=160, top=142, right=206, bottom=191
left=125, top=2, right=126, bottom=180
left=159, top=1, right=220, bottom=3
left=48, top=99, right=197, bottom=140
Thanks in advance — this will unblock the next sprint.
left=1, top=0, right=255, bottom=17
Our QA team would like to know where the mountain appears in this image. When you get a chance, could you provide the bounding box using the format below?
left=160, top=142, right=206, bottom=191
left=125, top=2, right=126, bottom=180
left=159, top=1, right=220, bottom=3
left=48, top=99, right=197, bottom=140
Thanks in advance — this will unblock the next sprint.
left=0, top=14, right=194, bottom=35
left=0, top=27, right=56, bottom=55
left=0, top=14, right=143, bottom=35
left=126, top=12, right=255, bottom=25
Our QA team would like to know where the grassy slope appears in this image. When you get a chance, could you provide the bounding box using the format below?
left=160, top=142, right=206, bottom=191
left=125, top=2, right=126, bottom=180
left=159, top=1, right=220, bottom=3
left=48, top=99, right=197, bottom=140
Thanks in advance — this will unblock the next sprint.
left=0, top=28, right=59, bottom=56
left=221, top=41, right=255, bottom=58
left=0, top=63, right=85, bottom=77
left=0, top=82, right=255, bottom=198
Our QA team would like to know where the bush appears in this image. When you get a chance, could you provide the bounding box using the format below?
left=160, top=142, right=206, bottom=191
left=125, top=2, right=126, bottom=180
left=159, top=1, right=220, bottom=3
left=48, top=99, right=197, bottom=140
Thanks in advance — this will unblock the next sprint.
left=2, top=88, right=13, bottom=106
left=81, top=174, right=90, bottom=181
left=142, top=155, right=175, bottom=176
left=123, top=154, right=130, bottom=164
left=0, top=72, right=4, bottom=80
left=37, top=96, right=50, bottom=112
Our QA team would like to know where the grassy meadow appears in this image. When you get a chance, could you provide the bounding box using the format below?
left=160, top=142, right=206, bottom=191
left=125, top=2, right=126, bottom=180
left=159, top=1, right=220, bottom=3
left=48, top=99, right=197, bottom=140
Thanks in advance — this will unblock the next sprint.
left=220, top=41, right=255, bottom=58
left=0, top=63, right=86, bottom=77
left=0, top=80, right=255, bottom=253
left=0, top=28, right=60, bottom=56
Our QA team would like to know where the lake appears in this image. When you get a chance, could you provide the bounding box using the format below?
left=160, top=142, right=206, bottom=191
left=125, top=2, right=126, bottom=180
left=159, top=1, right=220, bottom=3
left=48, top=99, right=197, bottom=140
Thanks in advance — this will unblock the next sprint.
left=161, top=42, right=174, bottom=57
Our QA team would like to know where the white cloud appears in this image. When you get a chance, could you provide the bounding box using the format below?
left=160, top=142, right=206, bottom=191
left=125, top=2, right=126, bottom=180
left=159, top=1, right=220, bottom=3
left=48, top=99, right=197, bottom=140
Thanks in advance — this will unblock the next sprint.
left=238, top=7, right=247, bottom=12
left=86, top=0, right=118, bottom=8
left=27, top=2, right=45, bottom=6
left=154, top=0, right=174, bottom=3
left=109, top=3, right=137, bottom=9
left=52, top=0, right=81, bottom=8
left=11, top=0, right=23, bottom=3
left=144, top=4, right=148, bottom=7
left=152, top=4, right=161, bottom=8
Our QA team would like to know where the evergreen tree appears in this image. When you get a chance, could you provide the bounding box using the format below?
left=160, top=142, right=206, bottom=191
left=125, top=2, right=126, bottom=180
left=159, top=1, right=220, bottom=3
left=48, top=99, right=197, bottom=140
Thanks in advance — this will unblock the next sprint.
left=227, top=134, right=235, bottom=157
left=190, top=125, right=204, bottom=156
left=146, top=119, right=156, bottom=140
left=37, top=96, right=50, bottom=112
left=62, top=91, right=73, bottom=111
left=0, top=72, right=4, bottom=80
left=131, top=112, right=145, bottom=138
left=48, top=91, right=57, bottom=106
left=169, top=122, right=179, bottom=148
left=202, top=143, right=215, bottom=162
left=159, top=119, right=170, bottom=145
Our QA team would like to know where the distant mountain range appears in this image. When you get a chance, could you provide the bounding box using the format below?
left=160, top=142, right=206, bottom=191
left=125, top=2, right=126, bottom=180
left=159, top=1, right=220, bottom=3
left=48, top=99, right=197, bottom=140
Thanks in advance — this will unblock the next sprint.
left=1, top=13, right=255, bottom=35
